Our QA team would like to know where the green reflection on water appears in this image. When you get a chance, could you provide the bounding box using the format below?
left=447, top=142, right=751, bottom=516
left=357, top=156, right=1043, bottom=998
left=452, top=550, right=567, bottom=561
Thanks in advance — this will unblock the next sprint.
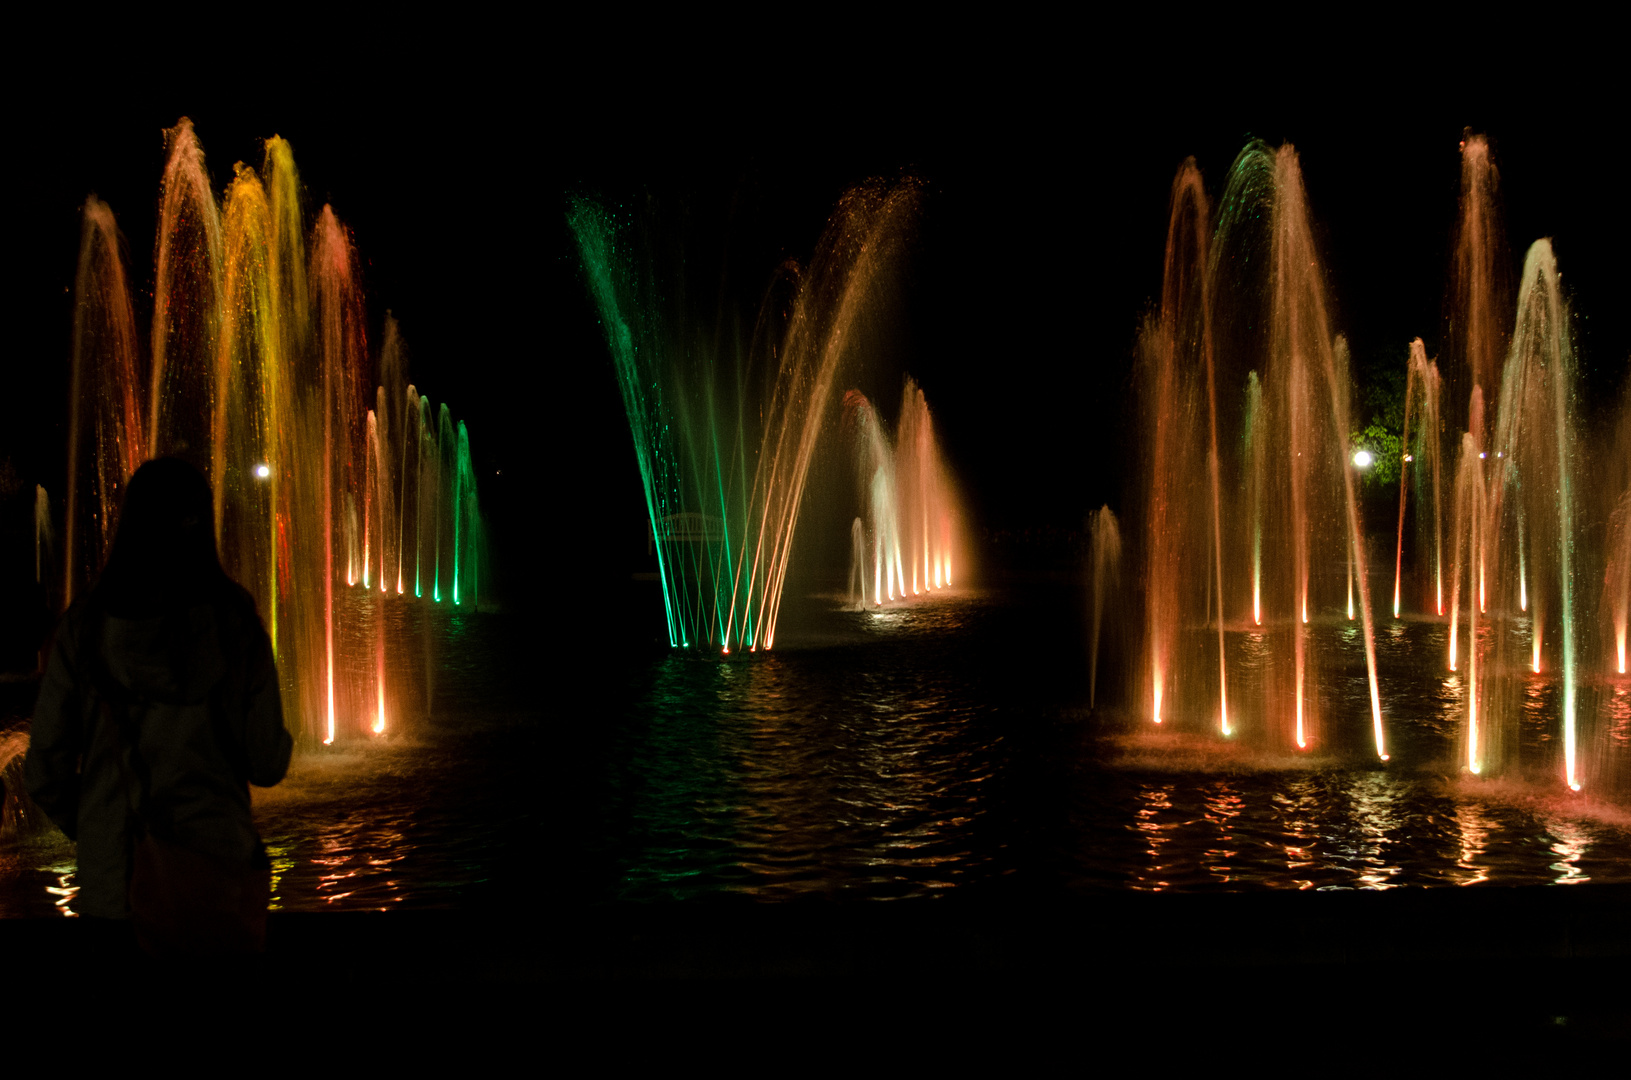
left=615, top=656, right=746, bottom=899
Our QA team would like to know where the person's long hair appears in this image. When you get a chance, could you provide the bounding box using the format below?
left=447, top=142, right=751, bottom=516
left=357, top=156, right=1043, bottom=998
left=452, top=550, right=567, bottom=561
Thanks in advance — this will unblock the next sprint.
left=91, top=458, right=232, bottom=618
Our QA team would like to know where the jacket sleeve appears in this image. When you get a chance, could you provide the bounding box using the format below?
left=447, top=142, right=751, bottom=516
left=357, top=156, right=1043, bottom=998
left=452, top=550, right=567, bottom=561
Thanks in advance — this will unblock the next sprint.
left=24, top=615, right=84, bottom=840
left=243, top=623, right=292, bottom=788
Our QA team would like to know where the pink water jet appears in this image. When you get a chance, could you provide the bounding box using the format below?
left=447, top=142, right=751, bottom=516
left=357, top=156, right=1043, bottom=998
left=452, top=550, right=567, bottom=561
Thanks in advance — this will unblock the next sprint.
left=843, top=381, right=963, bottom=610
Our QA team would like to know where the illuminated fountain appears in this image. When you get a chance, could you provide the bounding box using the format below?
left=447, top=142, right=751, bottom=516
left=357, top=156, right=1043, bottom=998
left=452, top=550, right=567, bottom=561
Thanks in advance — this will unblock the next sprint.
left=570, top=180, right=964, bottom=653
left=1138, top=133, right=1628, bottom=793
left=842, top=381, right=960, bottom=608
left=1611, top=460, right=1631, bottom=680
left=1392, top=339, right=1444, bottom=619
left=1142, top=143, right=1384, bottom=758
left=1612, top=385, right=1631, bottom=677
left=61, top=119, right=482, bottom=744
left=845, top=390, right=906, bottom=609
left=1087, top=505, right=1121, bottom=709
left=1401, top=136, right=1627, bottom=790
left=1141, top=159, right=1230, bottom=737
left=1458, top=240, right=1582, bottom=785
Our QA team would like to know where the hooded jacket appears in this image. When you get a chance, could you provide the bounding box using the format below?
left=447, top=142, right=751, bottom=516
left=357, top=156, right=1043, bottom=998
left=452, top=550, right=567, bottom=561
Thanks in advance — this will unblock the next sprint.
left=25, top=586, right=292, bottom=919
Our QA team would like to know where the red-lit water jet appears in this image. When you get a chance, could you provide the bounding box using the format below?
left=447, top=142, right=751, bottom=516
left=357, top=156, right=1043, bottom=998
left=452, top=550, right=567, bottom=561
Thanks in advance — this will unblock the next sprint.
left=1141, top=160, right=1231, bottom=737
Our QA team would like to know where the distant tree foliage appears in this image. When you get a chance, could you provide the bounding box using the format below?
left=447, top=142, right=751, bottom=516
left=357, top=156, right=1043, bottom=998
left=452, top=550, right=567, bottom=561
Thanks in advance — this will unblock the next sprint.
left=1351, top=345, right=1411, bottom=492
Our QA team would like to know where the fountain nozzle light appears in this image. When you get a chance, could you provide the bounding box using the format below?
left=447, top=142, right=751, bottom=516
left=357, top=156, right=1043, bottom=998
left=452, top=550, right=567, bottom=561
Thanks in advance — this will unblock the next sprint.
left=254, top=463, right=271, bottom=479
left=1352, top=450, right=1373, bottom=468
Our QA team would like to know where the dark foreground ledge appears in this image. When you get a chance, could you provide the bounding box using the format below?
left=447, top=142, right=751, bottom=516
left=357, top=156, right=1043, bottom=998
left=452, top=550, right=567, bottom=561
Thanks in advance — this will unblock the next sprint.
left=4, top=886, right=1629, bottom=1037
left=4, top=883, right=1629, bottom=974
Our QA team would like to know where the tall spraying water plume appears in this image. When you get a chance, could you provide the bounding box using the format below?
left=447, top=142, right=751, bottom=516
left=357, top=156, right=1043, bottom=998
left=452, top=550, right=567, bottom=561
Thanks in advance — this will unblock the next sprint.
left=1393, top=340, right=1444, bottom=619
left=148, top=119, right=223, bottom=467
left=64, top=197, right=143, bottom=607
left=1143, top=143, right=1385, bottom=758
left=1483, top=240, right=1583, bottom=787
left=1140, top=159, right=1229, bottom=734
left=1608, top=387, right=1631, bottom=678
left=1088, top=506, right=1122, bottom=709
left=1446, top=133, right=1511, bottom=450
left=1266, top=145, right=1385, bottom=758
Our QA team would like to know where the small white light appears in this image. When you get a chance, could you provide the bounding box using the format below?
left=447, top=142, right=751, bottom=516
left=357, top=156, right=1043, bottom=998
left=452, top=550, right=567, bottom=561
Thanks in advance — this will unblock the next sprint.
left=254, top=463, right=271, bottom=479
left=1479, top=452, right=1487, bottom=459
left=1404, top=454, right=1414, bottom=462
left=1353, top=450, right=1374, bottom=468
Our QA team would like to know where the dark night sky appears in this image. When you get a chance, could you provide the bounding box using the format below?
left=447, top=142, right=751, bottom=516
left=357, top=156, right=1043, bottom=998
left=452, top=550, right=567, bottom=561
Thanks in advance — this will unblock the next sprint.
left=7, top=68, right=1628, bottom=607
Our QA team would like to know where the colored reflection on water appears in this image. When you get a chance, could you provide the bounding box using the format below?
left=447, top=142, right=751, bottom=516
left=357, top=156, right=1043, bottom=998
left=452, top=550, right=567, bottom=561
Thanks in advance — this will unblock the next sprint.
left=46, top=866, right=77, bottom=914
left=1131, top=784, right=1176, bottom=891
left=4, top=588, right=1631, bottom=914
left=606, top=600, right=1009, bottom=899
left=1545, top=818, right=1590, bottom=885
left=1454, top=804, right=1494, bottom=885
left=1275, top=779, right=1320, bottom=889
left=1201, top=782, right=1244, bottom=886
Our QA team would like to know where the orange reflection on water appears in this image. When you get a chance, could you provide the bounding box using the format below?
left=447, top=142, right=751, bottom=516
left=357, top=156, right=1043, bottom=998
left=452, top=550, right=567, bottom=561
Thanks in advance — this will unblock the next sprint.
left=1545, top=819, right=1590, bottom=885
left=309, top=822, right=412, bottom=908
left=1202, top=783, right=1244, bottom=885
left=1347, top=774, right=1402, bottom=890
left=44, top=866, right=78, bottom=916
left=1453, top=804, right=1492, bottom=885
left=1132, top=783, right=1175, bottom=890
left=1273, top=780, right=1319, bottom=888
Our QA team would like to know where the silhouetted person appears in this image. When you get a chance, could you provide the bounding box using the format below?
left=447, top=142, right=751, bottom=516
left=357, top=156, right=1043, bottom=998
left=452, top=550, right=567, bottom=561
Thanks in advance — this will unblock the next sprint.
left=25, top=457, right=291, bottom=955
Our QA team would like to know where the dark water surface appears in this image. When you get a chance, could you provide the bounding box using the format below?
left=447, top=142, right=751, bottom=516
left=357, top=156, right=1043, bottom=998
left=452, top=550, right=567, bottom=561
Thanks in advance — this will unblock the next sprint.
left=4, top=585, right=1631, bottom=916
